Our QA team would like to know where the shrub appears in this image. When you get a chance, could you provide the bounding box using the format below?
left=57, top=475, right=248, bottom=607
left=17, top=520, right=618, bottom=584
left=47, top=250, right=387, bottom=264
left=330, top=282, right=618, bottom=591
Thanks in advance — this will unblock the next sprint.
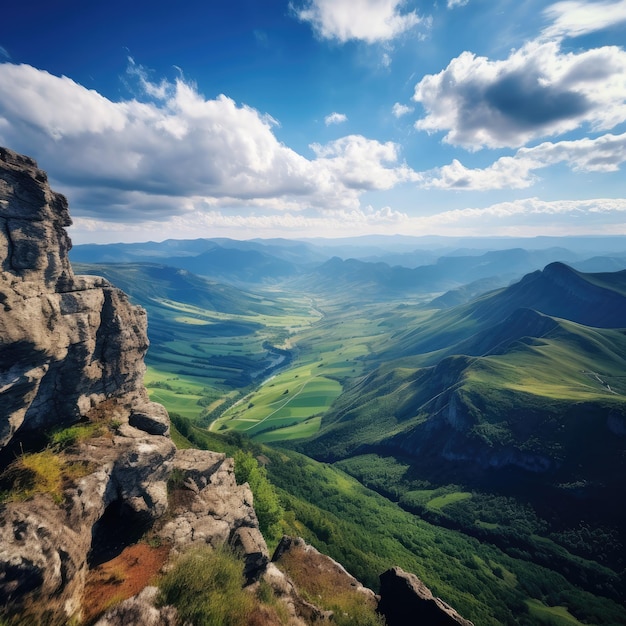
left=234, top=451, right=283, bottom=541
left=158, top=545, right=254, bottom=626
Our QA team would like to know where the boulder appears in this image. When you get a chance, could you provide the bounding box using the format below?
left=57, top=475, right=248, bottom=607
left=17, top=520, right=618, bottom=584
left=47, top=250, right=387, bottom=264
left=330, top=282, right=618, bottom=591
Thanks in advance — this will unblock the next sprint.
left=378, top=566, right=474, bottom=626
left=93, top=586, right=178, bottom=626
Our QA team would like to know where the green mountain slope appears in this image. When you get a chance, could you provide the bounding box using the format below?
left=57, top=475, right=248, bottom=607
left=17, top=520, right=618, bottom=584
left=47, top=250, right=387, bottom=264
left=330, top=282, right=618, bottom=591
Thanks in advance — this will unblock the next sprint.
left=305, top=276, right=626, bottom=478
left=290, top=266, right=626, bottom=600
left=385, top=262, right=626, bottom=360
left=172, top=419, right=626, bottom=626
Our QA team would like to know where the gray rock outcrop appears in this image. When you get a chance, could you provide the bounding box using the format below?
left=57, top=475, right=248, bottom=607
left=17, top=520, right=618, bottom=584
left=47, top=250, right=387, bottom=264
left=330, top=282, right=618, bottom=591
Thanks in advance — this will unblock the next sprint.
left=0, top=146, right=165, bottom=447
left=157, top=448, right=269, bottom=578
left=378, top=566, right=474, bottom=626
left=93, top=586, right=179, bottom=626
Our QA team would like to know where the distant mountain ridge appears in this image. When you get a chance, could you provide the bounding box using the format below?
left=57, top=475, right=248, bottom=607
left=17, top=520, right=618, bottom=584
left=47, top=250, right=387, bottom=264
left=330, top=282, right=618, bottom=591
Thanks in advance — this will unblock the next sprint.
left=71, top=236, right=626, bottom=296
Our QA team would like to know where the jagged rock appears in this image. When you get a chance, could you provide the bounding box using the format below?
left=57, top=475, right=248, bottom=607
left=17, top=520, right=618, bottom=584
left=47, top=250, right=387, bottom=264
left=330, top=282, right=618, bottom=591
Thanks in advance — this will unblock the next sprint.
left=378, top=566, right=474, bottom=626
left=93, top=586, right=179, bottom=626
left=0, top=428, right=176, bottom=622
left=0, top=147, right=155, bottom=447
left=158, top=449, right=266, bottom=567
left=0, top=147, right=176, bottom=624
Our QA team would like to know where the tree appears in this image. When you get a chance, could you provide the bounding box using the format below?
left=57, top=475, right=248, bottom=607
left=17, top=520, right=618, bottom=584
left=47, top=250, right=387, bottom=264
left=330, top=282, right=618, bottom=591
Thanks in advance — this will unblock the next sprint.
left=234, top=450, right=283, bottom=541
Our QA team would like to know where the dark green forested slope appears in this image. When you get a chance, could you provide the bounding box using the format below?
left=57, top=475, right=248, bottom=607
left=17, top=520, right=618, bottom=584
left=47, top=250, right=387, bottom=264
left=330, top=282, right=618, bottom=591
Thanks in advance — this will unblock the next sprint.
left=171, top=417, right=626, bottom=626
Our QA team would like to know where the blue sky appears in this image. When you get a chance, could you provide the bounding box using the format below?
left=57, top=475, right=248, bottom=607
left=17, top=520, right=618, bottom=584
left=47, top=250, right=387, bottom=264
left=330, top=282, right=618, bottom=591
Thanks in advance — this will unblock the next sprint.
left=1, top=0, right=626, bottom=243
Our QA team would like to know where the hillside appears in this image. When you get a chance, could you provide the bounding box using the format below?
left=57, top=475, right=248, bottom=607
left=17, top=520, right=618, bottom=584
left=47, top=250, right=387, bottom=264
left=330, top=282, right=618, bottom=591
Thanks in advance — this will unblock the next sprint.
left=284, top=264, right=626, bottom=614
left=382, top=262, right=626, bottom=360
left=73, top=262, right=281, bottom=315
left=303, top=263, right=626, bottom=475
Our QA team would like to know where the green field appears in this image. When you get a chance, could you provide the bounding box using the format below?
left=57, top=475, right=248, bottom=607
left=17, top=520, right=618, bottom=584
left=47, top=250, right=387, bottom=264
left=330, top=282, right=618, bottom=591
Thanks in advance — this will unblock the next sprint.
left=214, top=369, right=342, bottom=442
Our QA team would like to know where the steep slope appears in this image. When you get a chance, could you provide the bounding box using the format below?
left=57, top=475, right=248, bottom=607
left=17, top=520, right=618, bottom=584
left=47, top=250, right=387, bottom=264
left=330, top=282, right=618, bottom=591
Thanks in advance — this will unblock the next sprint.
left=302, top=269, right=626, bottom=489
left=386, top=262, right=626, bottom=360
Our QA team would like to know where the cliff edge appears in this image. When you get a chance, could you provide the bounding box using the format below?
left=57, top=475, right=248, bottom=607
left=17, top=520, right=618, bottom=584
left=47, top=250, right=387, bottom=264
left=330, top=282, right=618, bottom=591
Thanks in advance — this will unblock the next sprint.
left=0, top=148, right=269, bottom=624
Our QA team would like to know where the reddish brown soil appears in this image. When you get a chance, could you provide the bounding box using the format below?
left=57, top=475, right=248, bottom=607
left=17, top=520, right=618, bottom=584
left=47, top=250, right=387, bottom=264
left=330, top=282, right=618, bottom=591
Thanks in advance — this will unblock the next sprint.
left=81, top=542, right=171, bottom=624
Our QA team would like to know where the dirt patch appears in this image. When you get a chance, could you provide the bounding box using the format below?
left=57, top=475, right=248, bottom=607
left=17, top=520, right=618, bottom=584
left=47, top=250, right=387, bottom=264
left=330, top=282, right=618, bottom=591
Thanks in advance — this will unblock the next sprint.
left=82, top=542, right=171, bottom=624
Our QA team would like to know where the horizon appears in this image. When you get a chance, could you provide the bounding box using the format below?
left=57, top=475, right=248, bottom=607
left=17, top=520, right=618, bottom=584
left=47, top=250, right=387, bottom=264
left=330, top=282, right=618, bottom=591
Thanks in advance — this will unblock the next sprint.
left=2, top=0, right=626, bottom=244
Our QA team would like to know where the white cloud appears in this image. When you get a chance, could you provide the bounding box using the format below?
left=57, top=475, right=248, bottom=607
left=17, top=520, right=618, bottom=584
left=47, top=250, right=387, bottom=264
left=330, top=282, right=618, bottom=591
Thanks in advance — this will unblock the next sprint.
left=447, top=0, right=468, bottom=8
left=0, top=62, right=417, bottom=223
left=413, top=41, right=626, bottom=149
left=68, top=196, right=626, bottom=243
left=542, top=0, right=626, bottom=39
left=421, top=132, right=626, bottom=190
left=310, top=134, right=420, bottom=189
left=424, top=197, right=626, bottom=231
left=69, top=204, right=410, bottom=243
left=293, top=0, right=423, bottom=43
left=0, top=46, right=9, bottom=59
left=392, top=102, right=413, bottom=117
left=324, top=111, right=348, bottom=125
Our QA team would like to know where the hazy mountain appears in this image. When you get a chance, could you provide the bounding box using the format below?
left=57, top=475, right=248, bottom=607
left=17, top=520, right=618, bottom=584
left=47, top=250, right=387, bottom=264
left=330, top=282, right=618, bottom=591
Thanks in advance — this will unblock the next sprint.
left=428, top=277, right=506, bottom=308
left=302, top=249, right=588, bottom=300
left=573, top=256, right=626, bottom=273
left=74, top=262, right=278, bottom=315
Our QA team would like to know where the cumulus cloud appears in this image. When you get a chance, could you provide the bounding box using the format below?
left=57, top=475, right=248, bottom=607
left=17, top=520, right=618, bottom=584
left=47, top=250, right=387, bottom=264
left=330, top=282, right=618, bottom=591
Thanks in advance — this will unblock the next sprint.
left=542, top=0, right=626, bottom=39
left=421, top=132, right=626, bottom=189
left=413, top=41, right=626, bottom=149
left=310, top=134, right=419, bottom=189
left=392, top=102, right=414, bottom=117
left=324, top=111, right=348, bottom=125
left=447, top=0, right=468, bottom=8
left=292, top=0, right=423, bottom=43
left=0, top=62, right=417, bottom=223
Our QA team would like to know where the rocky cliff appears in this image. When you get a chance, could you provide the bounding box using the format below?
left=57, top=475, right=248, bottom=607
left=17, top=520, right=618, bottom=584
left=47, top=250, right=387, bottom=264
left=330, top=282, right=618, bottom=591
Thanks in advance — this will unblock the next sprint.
left=0, top=147, right=269, bottom=624
left=0, top=147, right=171, bottom=450
left=0, top=147, right=472, bottom=626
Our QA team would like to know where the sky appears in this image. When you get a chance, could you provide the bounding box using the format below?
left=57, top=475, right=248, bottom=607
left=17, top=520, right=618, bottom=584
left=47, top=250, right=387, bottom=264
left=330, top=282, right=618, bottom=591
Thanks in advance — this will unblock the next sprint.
left=1, top=0, right=626, bottom=244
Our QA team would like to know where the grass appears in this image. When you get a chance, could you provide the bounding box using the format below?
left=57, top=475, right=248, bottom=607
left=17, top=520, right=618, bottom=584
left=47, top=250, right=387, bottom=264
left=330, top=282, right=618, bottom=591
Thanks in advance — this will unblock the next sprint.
left=216, top=372, right=342, bottom=442
left=157, top=545, right=289, bottom=626
left=158, top=545, right=255, bottom=625
left=526, top=599, right=585, bottom=625
left=0, top=448, right=96, bottom=504
left=275, top=542, right=384, bottom=626
left=426, top=491, right=473, bottom=511
left=0, top=410, right=122, bottom=504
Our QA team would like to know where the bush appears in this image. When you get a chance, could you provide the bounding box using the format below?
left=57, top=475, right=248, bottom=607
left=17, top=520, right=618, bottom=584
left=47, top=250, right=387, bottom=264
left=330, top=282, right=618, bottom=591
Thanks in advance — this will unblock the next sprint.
left=158, top=545, right=254, bottom=626
left=234, top=451, right=283, bottom=542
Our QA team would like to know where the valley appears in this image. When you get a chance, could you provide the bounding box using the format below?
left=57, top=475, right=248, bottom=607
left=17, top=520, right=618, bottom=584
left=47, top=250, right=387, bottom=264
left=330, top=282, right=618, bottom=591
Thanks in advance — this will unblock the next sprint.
left=73, top=236, right=626, bottom=625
